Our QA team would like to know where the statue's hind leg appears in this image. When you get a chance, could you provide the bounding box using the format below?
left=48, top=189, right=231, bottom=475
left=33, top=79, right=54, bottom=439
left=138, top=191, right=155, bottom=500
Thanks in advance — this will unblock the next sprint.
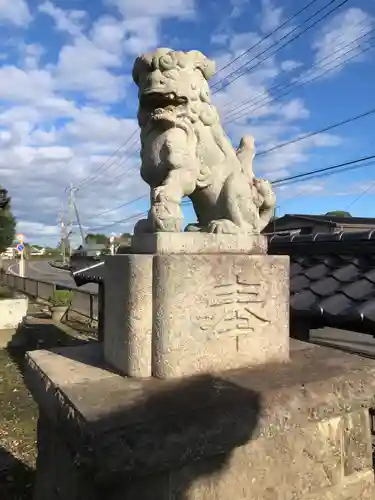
left=207, top=172, right=259, bottom=235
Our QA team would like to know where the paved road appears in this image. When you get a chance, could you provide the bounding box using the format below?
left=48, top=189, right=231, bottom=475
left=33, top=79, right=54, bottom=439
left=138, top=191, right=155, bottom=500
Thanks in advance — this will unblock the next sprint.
left=9, top=260, right=98, bottom=294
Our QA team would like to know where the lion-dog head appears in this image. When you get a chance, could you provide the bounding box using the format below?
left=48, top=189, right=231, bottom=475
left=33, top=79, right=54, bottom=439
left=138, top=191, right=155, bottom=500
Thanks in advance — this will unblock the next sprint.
left=132, top=48, right=219, bottom=129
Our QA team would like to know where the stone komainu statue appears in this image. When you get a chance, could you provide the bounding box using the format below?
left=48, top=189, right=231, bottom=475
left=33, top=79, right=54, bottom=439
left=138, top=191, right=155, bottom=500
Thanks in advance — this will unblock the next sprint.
left=132, top=48, right=276, bottom=235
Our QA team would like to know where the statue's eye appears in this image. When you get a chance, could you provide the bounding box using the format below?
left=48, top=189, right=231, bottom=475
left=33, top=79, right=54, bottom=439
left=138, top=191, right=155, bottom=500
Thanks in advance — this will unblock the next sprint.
left=159, top=54, right=175, bottom=70
left=163, top=69, right=179, bottom=81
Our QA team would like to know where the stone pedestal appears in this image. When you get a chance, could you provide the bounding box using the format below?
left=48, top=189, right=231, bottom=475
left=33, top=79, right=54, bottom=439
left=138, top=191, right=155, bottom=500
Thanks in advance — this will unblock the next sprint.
left=104, top=233, right=289, bottom=378
left=25, top=341, right=375, bottom=500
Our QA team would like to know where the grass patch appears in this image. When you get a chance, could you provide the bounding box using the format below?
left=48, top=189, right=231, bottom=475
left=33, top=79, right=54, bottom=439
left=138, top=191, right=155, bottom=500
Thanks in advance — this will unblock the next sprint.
left=0, top=317, right=90, bottom=498
left=0, top=287, right=15, bottom=299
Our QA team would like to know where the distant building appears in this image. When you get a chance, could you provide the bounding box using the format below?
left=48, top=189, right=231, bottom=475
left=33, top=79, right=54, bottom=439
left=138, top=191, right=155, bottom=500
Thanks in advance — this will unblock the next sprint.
left=30, top=246, right=46, bottom=256
left=1, top=246, right=16, bottom=259
left=263, top=214, right=375, bottom=236
left=72, top=243, right=107, bottom=258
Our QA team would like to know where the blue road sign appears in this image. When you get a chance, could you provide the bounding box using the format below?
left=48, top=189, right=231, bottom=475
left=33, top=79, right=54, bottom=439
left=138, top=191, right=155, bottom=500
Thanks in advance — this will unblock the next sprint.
left=16, top=244, right=24, bottom=253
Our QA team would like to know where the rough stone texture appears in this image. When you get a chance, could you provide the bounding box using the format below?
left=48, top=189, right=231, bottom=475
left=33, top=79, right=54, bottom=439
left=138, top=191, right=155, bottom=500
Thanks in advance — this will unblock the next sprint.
left=152, top=253, right=289, bottom=377
left=104, top=254, right=152, bottom=377
left=103, top=252, right=289, bottom=378
left=25, top=341, right=375, bottom=499
left=0, top=295, right=28, bottom=330
left=0, top=328, right=17, bottom=348
left=131, top=232, right=268, bottom=254
left=132, top=48, right=276, bottom=235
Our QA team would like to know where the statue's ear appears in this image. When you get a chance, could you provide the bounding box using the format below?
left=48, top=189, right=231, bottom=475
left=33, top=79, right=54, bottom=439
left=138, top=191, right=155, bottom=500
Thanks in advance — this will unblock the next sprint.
left=132, top=54, right=152, bottom=86
left=190, top=50, right=216, bottom=80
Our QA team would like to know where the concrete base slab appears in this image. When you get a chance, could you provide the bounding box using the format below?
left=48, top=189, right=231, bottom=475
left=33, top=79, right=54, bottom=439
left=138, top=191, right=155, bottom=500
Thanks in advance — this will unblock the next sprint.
left=25, top=340, right=375, bottom=500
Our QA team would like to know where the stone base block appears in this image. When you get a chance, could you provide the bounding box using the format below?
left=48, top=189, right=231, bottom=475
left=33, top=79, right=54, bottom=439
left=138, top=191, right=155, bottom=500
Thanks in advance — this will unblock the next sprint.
left=25, top=341, right=375, bottom=500
left=104, top=253, right=289, bottom=378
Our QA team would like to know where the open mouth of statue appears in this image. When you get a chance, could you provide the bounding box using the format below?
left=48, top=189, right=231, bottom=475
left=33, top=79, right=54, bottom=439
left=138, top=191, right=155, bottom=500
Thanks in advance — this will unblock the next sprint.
left=141, top=92, right=188, bottom=116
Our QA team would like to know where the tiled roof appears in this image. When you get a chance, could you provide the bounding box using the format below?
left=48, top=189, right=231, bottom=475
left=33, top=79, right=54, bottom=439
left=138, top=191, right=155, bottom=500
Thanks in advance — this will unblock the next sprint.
left=269, top=230, right=375, bottom=333
left=284, top=213, right=375, bottom=225
left=72, top=261, right=105, bottom=286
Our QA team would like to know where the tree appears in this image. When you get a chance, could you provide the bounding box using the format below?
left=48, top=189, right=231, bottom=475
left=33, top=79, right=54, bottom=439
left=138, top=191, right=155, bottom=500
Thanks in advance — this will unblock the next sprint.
left=0, top=188, right=16, bottom=254
left=325, top=211, right=352, bottom=217
left=85, top=233, right=109, bottom=245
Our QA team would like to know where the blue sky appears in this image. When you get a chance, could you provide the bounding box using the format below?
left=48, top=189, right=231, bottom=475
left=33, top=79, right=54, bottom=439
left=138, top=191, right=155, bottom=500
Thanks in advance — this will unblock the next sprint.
left=0, top=0, right=375, bottom=244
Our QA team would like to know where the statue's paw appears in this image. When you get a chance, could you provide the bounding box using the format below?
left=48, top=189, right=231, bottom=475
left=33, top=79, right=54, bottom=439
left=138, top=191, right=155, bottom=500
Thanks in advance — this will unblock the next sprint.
left=155, top=217, right=183, bottom=232
left=151, top=203, right=183, bottom=232
left=207, top=219, right=239, bottom=234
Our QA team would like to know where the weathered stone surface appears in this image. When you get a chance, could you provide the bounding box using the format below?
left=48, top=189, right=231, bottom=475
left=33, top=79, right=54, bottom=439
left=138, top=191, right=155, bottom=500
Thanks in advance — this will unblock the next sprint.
left=131, top=232, right=268, bottom=254
left=131, top=48, right=276, bottom=235
left=343, top=410, right=373, bottom=476
left=153, top=253, right=289, bottom=377
left=103, top=252, right=289, bottom=377
left=104, top=254, right=152, bottom=377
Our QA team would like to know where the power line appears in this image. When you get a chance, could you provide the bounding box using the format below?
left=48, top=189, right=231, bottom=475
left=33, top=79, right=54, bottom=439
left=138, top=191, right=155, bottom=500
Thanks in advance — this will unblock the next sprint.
left=87, top=210, right=147, bottom=232
left=75, top=128, right=140, bottom=190
left=212, top=0, right=322, bottom=80
left=85, top=194, right=147, bottom=220
left=224, top=29, right=375, bottom=122
left=212, top=0, right=348, bottom=94
left=273, top=154, right=375, bottom=185
left=256, top=106, right=375, bottom=157
left=346, top=181, right=375, bottom=209
left=222, top=22, right=374, bottom=119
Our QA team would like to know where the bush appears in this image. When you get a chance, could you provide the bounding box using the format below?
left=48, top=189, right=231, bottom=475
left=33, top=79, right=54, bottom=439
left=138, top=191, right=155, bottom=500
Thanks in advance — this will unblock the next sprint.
left=0, top=187, right=16, bottom=254
left=48, top=290, right=73, bottom=307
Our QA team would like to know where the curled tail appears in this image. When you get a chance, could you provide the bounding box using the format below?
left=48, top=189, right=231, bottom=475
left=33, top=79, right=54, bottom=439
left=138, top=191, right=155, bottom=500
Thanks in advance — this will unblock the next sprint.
left=236, top=135, right=255, bottom=180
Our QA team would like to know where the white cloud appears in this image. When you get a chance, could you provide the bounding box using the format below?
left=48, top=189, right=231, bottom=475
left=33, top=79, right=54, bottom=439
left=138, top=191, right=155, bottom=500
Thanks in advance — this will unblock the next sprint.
left=38, top=1, right=87, bottom=37
left=16, top=220, right=60, bottom=240
left=107, top=0, right=195, bottom=19
left=309, top=8, right=374, bottom=79
left=229, top=0, right=250, bottom=19
left=52, top=37, right=127, bottom=102
left=280, top=60, right=302, bottom=72
left=0, top=0, right=31, bottom=27
left=0, top=66, right=53, bottom=102
left=259, top=0, right=284, bottom=34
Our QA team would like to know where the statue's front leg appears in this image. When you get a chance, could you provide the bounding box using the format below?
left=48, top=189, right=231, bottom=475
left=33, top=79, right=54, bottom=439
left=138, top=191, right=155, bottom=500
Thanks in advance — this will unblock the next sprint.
left=150, top=167, right=197, bottom=232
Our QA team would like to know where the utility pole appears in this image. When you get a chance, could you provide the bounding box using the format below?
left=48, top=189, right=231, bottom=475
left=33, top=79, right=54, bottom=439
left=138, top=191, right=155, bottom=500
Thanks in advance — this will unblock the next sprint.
left=67, top=183, right=75, bottom=256
left=59, top=204, right=67, bottom=264
left=66, top=183, right=86, bottom=253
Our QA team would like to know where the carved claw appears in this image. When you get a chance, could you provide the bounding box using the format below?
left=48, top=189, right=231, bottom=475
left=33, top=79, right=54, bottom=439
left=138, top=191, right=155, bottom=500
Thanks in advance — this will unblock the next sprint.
left=208, top=219, right=240, bottom=234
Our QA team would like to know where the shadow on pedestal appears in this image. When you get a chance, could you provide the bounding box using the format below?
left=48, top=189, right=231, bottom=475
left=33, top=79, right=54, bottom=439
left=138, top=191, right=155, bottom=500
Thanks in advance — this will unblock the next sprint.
left=26, top=344, right=261, bottom=500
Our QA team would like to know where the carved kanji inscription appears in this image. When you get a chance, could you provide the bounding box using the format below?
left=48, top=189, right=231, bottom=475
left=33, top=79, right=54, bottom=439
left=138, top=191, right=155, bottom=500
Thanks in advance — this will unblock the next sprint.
left=197, top=273, right=270, bottom=348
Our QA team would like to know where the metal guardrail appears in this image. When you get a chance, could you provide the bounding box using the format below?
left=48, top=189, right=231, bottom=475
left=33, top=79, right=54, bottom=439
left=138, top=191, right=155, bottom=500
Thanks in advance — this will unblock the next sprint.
left=0, top=269, right=98, bottom=322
